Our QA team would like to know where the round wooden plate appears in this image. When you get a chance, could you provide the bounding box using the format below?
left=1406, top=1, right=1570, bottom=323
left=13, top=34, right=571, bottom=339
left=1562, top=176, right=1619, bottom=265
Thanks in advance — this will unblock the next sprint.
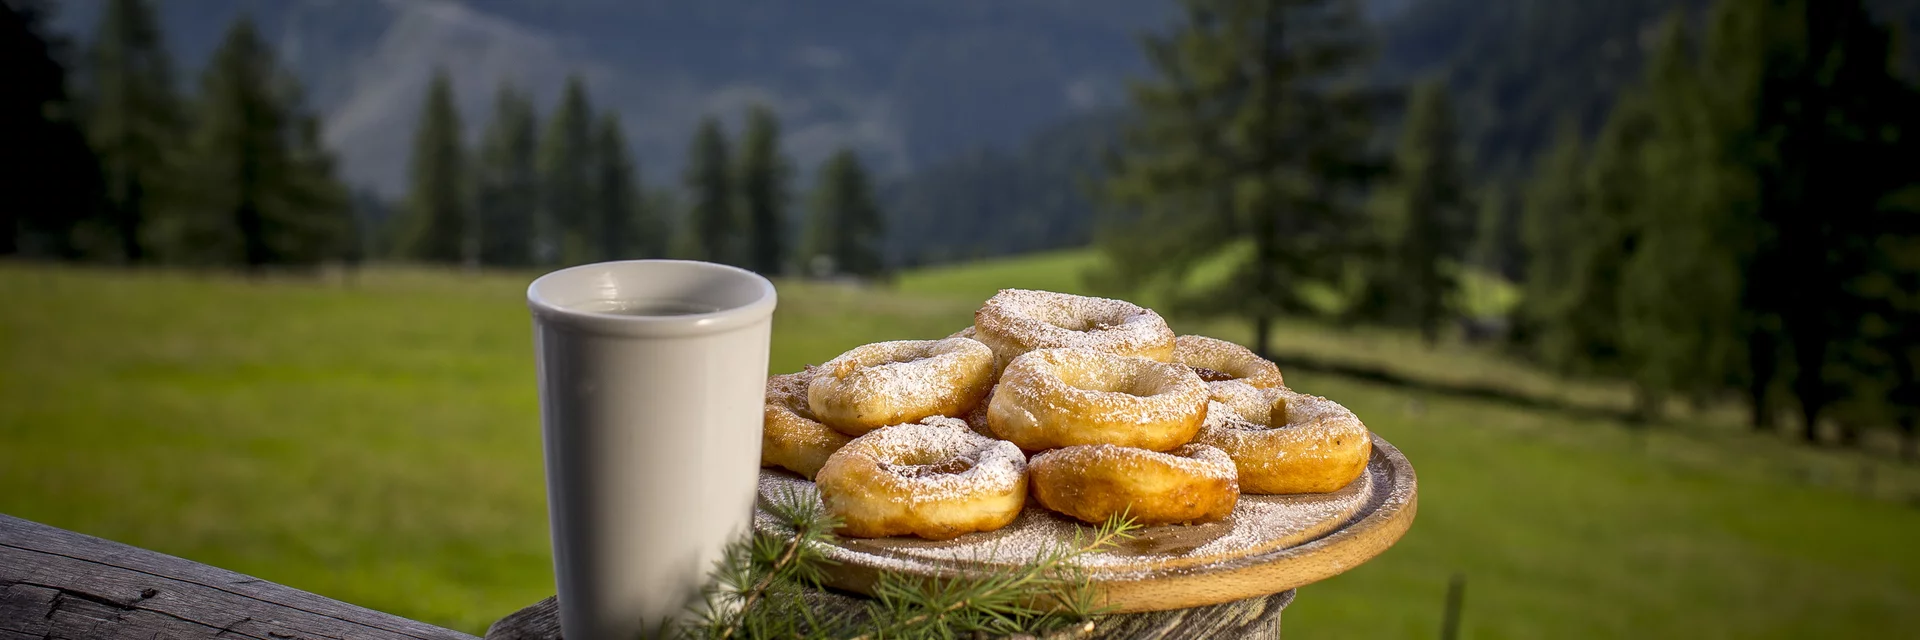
left=752, top=433, right=1418, bottom=613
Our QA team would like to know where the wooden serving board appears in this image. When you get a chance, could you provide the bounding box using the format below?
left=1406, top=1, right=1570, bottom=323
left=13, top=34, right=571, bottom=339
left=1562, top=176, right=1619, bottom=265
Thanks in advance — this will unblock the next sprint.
left=752, top=433, right=1417, bottom=613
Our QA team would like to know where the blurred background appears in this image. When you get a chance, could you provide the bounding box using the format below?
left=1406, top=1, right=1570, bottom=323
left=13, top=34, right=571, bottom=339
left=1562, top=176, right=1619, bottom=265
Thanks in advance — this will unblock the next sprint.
left=3, top=0, right=1919, bottom=636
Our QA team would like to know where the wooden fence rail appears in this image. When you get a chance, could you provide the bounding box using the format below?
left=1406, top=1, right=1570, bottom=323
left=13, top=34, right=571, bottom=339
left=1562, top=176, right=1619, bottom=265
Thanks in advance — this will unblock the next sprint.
left=0, top=513, right=477, bottom=640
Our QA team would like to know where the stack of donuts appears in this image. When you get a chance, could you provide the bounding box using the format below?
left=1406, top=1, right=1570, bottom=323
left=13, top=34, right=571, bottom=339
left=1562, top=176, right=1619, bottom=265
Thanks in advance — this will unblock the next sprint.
left=761, top=289, right=1373, bottom=540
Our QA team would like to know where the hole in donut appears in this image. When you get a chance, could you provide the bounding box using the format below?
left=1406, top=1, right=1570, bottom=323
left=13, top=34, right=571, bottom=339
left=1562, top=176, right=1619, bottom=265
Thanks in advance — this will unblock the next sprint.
left=1268, top=396, right=1292, bottom=426
left=1057, top=366, right=1158, bottom=397
left=884, top=456, right=977, bottom=478
left=1218, top=395, right=1291, bottom=431
left=879, top=349, right=935, bottom=367
left=844, top=343, right=941, bottom=376
left=1192, top=366, right=1236, bottom=383
left=1053, top=317, right=1121, bottom=333
left=1036, top=306, right=1128, bottom=333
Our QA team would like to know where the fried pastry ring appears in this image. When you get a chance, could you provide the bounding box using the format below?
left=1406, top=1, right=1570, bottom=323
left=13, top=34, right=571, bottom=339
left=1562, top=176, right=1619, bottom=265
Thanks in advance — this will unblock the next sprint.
left=1172, top=335, right=1285, bottom=388
left=1028, top=443, right=1239, bottom=525
left=973, top=289, right=1176, bottom=370
left=815, top=417, right=1028, bottom=539
left=988, top=348, right=1208, bottom=452
left=760, top=367, right=852, bottom=479
left=808, top=337, right=996, bottom=436
left=1195, top=382, right=1371, bottom=494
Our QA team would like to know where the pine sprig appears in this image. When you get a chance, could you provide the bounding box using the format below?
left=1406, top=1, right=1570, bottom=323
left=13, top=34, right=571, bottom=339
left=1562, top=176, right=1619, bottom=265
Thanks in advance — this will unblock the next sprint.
left=854, top=514, right=1139, bottom=640
left=680, top=494, right=1138, bottom=640
left=684, top=487, right=850, bottom=639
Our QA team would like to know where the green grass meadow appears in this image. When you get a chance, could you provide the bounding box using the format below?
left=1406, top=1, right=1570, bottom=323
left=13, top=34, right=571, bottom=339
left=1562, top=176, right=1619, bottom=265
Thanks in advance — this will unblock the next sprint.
left=3, top=253, right=1918, bottom=637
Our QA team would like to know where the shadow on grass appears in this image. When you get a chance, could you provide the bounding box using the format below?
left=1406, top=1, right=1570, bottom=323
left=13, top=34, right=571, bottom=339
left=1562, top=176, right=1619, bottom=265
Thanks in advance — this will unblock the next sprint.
left=1263, top=350, right=1637, bottom=424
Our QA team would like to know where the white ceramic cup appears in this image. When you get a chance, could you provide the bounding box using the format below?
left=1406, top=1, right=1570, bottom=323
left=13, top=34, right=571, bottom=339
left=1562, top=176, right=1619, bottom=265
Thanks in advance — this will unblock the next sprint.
left=527, top=260, right=777, bottom=640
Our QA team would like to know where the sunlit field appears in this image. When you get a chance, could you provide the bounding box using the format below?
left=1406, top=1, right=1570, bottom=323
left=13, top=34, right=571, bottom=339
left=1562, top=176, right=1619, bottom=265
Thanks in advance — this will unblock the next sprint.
left=3, top=255, right=1917, bottom=637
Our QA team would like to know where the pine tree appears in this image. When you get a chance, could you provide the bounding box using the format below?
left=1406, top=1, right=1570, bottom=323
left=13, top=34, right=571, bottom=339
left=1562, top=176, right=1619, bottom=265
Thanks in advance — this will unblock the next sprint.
left=1859, top=23, right=1920, bottom=457
left=538, top=75, right=594, bottom=265
left=683, top=116, right=737, bottom=266
left=1518, top=94, right=1652, bottom=387
left=397, top=70, right=469, bottom=265
left=1569, top=93, right=1651, bottom=382
left=1470, top=183, right=1523, bottom=281
left=805, top=148, right=885, bottom=279
left=1514, top=120, right=1588, bottom=361
left=84, top=0, right=178, bottom=263
left=1759, top=0, right=1913, bottom=443
left=1613, top=14, right=1745, bottom=422
left=1694, top=0, right=1918, bottom=441
left=279, top=113, right=352, bottom=265
left=1858, top=222, right=1920, bottom=458
left=475, top=84, right=539, bottom=267
left=647, top=187, right=688, bottom=259
left=737, top=104, right=791, bottom=276
left=590, top=112, right=645, bottom=261
left=1697, top=0, right=1784, bottom=432
left=1364, top=79, right=1474, bottom=346
left=162, top=16, right=348, bottom=269
left=1, top=0, right=102, bottom=259
left=1100, top=0, right=1382, bottom=355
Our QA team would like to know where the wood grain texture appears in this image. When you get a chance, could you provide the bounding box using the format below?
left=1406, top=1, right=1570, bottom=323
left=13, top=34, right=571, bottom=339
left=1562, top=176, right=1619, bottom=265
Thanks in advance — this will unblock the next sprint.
left=0, top=513, right=477, bottom=640
left=483, top=589, right=1293, bottom=640
left=756, top=434, right=1416, bottom=614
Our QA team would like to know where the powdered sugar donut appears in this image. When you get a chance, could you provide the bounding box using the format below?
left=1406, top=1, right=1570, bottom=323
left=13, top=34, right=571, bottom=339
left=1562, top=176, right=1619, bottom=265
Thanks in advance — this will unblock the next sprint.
left=815, top=417, right=1028, bottom=539
left=808, top=337, right=996, bottom=436
left=1028, top=443, right=1239, bottom=525
left=973, top=289, right=1176, bottom=370
left=988, top=348, right=1208, bottom=452
left=1172, top=335, right=1285, bottom=388
left=1196, top=382, right=1371, bottom=494
left=760, top=367, right=852, bottom=479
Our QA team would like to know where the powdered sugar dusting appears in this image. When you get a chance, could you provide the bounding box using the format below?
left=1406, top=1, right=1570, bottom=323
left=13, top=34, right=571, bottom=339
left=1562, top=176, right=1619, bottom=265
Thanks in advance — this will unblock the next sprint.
left=808, top=338, right=994, bottom=429
left=765, top=367, right=818, bottom=418
left=1030, top=443, right=1238, bottom=482
left=994, top=348, right=1208, bottom=428
left=754, top=449, right=1374, bottom=575
left=1172, top=335, right=1285, bottom=387
left=837, top=417, right=1025, bottom=503
left=1200, top=399, right=1257, bottom=432
left=1200, top=384, right=1368, bottom=445
left=974, top=289, right=1175, bottom=364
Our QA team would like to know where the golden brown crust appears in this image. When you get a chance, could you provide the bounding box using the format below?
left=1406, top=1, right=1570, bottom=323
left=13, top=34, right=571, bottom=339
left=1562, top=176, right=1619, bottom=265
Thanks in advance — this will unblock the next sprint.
left=761, top=367, right=853, bottom=479
left=987, top=348, right=1208, bottom=452
left=1195, top=382, right=1371, bottom=494
left=1172, top=335, right=1285, bottom=389
left=1028, top=444, right=1239, bottom=525
left=808, top=338, right=996, bottom=436
left=973, top=289, right=1176, bottom=370
left=815, top=417, right=1028, bottom=539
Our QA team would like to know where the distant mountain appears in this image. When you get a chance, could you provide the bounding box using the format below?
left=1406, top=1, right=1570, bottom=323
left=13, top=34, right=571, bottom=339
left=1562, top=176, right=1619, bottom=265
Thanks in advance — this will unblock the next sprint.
left=882, top=108, right=1124, bottom=266
left=48, top=0, right=1173, bottom=196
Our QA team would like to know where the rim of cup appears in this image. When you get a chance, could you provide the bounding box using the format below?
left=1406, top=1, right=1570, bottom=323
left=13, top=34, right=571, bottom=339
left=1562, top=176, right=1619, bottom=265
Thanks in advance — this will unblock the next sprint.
left=527, top=259, right=778, bottom=338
